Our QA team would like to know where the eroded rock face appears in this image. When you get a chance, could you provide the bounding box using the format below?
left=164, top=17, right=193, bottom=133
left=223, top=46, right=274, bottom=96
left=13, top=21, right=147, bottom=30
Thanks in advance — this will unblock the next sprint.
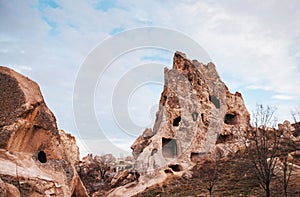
left=0, top=66, right=88, bottom=196
left=131, top=52, right=250, bottom=174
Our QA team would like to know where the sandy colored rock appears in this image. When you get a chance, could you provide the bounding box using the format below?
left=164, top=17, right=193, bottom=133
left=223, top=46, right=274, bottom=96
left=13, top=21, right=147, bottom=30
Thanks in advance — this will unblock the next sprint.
left=0, top=66, right=88, bottom=196
left=0, top=178, right=20, bottom=197
left=132, top=52, right=250, bottom=173
left=110, top=52, right=251, bottom=196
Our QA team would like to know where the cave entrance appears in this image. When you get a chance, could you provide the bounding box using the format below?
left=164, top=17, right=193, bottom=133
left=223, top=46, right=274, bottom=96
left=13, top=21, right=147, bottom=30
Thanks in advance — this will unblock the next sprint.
left=38, top=151, right=47, bottom=163
left=162, top=138, right=178, bottom=158
left=173, top=116, right=181, bottom=127
left=168, top=164, right=182, bottom=172
left=224, top=113, right=238, bottom=125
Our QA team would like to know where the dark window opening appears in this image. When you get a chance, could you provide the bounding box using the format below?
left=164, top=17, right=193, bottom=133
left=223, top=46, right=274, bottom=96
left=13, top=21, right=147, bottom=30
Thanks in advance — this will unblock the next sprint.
left=38, top=151, right=47, bottom=163
left=224, top=113, right=238, bottom=125
left=162, top=95, right=167, bottom=106
left=216, top=134, right=231, bottom=144
left=184, top=63, right=189, bottom=69
left=168, top=164, right=182, bottom=172
left=151, top=148, right=158, bottom=156
left=173, top=116, right=181, bottom=127
left=162, top=138, right=178, bottom=158
left=190, top=152, right=205, bottom=163
left=164, top=169, right=173, bottom=174
left=187, top=72, right=193, bottom=83
left=192, top=112, right=198, bottom=121
left=209, top=95, right=220, bottom=109
left=201, top=114, right=204, bottom=123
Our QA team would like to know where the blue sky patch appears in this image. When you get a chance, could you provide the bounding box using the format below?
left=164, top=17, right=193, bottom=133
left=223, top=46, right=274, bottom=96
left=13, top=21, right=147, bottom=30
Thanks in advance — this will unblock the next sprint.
left=110, top=27, right=125, bottom=35
left=92, top=0, right=117, bottom=12
left=38, top=0, right=60, bottom=10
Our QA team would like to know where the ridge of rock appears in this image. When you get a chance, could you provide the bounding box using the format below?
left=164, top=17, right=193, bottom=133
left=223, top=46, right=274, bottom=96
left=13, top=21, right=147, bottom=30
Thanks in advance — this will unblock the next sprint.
left=0, top=66, right=88, bottom=196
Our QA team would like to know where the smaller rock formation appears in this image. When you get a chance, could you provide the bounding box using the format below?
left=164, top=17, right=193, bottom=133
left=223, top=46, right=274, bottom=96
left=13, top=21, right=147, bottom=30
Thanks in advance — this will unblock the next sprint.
left=77, top=154, right=139, bottom=196
left=0, top=66, right=88, bottom=196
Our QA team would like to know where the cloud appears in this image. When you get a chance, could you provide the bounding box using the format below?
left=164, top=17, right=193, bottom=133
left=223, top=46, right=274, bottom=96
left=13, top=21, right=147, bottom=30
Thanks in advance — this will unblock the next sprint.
left=272, top=95, right=294, bottom=101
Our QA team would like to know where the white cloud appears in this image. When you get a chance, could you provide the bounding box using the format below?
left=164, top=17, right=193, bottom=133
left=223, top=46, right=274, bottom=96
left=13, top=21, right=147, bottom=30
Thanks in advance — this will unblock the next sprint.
left=272, top=95, right=294, bottom=101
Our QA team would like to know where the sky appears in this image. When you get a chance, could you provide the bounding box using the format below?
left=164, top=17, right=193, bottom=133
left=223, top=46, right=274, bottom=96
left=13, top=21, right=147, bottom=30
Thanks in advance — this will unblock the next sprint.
left=1, top=0, right=300, bottom=157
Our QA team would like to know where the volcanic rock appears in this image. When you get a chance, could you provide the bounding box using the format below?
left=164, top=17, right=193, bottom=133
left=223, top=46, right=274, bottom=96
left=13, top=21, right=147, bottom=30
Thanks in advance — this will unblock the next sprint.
left=109, top=52, right=250, bottom=196
left=132, top=52, right=250, bottom=172
left=0, top=66, right=88, bottom=196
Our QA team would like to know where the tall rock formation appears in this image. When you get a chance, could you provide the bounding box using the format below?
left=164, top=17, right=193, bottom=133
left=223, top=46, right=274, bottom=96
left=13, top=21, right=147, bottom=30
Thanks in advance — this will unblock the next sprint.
left=108, top=52, right=250, bottom=196
left=131, top=52, right=250, bottom=173
left=0, top=66, right=88, bottom=196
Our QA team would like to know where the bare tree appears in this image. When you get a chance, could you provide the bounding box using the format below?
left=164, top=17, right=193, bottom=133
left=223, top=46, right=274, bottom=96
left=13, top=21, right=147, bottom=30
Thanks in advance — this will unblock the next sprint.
left=245, top=104, right=280, bottom=197
left=196, top=154, right=220, bottom=197
left=281, top=139, right=296, bottom=197
left=291, top=105, right=300, bottom=123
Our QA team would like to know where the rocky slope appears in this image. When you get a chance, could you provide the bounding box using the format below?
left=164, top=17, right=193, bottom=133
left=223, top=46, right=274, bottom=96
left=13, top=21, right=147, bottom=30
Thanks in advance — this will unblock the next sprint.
left=0, top=66, right=88, bottom=196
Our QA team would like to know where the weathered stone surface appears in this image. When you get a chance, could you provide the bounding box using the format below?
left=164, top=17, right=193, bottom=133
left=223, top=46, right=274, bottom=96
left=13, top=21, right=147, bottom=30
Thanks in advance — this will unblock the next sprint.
left=131, top=128, right=153, bottom=159
left=0, top=178, right=20, bottom=197
left=110, top=52, right=250, bottom=196
left=77, top=153, right=138, bottom=196
left=278, top=120, right=297, bottom=140
left=131, top=52, right=250, bottom=173
left=0, top=66, right=88, bottom=196
left=59, top=130, right=80, bottom=165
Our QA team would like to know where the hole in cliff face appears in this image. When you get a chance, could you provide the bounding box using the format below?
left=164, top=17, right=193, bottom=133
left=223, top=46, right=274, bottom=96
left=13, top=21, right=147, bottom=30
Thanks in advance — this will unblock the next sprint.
left=38, top=151, right=47, bottom=163
left=162, top=138, right=178, bottom=158
left=168, top=164, right=182, bottom=172
left=209, top=95, right=220, bottom=109
left=224, top=113, right=238, bottom=125
left=216, top=134, right=232, bottom=144
left=184, top=63, right=189, bottom=69
left=162, top=95, right=167, bottom=106
left=151, top=148, right=158, bottom=156
left=173, top=116, right=181, bottom=127
left=164, top=169, right=173, bottom=174
left=201, top=114, right=204, bottom=123
left=192, top=112, right=198, bottom=121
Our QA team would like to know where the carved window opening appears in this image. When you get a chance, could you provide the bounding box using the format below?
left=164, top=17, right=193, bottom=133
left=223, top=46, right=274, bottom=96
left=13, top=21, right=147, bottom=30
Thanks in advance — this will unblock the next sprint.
left=216, top=134, right=232, bottom=144
left=38, top=151, right=47, bottom=163
left=224, top=113, right=238, bottom=125
left=162, top=138, right=178, bottom=158
left=168, top=164, right=182, bottom=172
left=173, top=116, right=181, bottom=127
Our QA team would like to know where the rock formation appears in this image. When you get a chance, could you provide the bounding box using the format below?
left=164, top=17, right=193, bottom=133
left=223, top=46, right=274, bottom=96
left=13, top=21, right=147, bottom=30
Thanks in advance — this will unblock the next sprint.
left=109, top=52, right=251, bottom=196
left=0, top=66, right=88, bottom=196
left=131, top=51, right=250, bottom=172
left=77, top=154, right=139, bottom=196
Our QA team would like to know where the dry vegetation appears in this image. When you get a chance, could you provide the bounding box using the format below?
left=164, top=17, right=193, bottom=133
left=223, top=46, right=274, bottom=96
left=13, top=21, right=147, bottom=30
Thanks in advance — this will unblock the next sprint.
left=133, top=146, right=300, bottom=197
